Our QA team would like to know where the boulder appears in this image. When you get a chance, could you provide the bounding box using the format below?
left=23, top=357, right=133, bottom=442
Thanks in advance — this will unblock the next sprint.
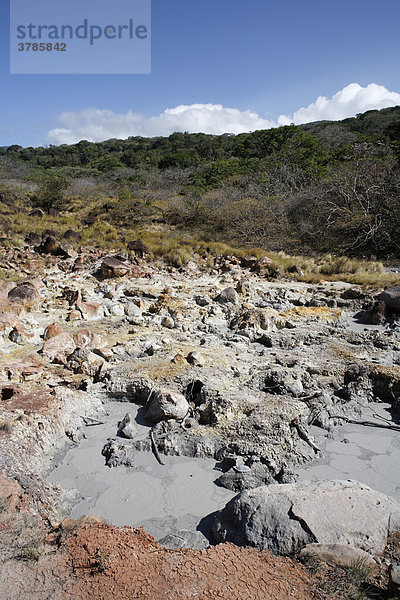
left=100, top=257, right=130, bottom=279
left=62, top=229, right=81, bottom=242
left=195, top=295, right=210, bottom=307
left=127, top=239, right=149, bottom=258
left=43, top=322, right=64, bottom=340
left=41, top=332, right=76, bottom=363
left=72, top=257, right=84, bottom=272
left=25, top=231, right=41, bottom=245
left=8, top=283, right=39, bottom=306
left=215, top=287, right=239, bottom=305
left=212, top=480, right=400, bottom=556
left=58, top=242, right=78, bottom=259
left=67, top=309, right=82, bottom=322
left=379, top=286, right=400, bottom=313
left=41, top=235, right=60, bottom=255
left=117, top=413, right=136, bottom=439
left=76, top=300, right=103, bottom=320
left=146, top=388, right=189, bottom=423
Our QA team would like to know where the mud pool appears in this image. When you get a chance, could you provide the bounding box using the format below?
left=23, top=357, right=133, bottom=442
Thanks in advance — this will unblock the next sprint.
left=296, top=402, right=400, bottom=501
left=48, top=401, right=234, bottom=541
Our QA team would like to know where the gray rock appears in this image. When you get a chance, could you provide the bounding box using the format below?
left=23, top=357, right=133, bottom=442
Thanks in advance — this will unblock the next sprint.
left=195, top=295, right=210, bottom=307
left=161, top=315, right=175, bottom=329
left=216, top=287, right=239, bottom=305
left=117, top=413, right=136, bottom=439
left=146, top=388, right=189, bottom=423
left=158, top=529, right=209, bottom=550
left=380, top=286, right=400, bottom=313
left=124, top=303, right=142, bottom=317
left=101, top=439, right=135, bottom=468
left=212, top=480, right=400, bottom=555
left=108, top=303, right=125, bottom=317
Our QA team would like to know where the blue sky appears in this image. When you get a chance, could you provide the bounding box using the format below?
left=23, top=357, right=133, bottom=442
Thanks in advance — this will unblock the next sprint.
left=1, top=0, right=400, bottom=146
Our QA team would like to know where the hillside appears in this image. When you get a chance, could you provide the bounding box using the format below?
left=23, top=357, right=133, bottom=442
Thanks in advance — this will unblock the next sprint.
left=1, top=105, right=400, bottom=259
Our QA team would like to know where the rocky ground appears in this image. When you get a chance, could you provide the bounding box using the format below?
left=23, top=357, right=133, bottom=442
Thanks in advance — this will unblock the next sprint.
left=1, top=236, right=400, bottom=598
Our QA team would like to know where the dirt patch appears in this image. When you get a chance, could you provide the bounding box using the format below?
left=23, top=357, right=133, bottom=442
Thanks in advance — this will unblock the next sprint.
left=58, top=518, right=312, bottom=600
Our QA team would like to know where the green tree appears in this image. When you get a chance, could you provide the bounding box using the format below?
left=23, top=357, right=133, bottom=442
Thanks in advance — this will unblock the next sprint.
left=32, top=172, right=70, bottom=212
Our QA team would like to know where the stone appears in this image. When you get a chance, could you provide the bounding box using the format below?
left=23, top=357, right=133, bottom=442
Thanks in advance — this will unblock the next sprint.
left=41, top=235, right=60, bottom=254
left=299, top=544, right=378, bottom=570
left=0, top=312, right=22, bottom=331
left=77, top=301, right=103, bottom=320
left=212, top=480, right=400, bottom=556
left=389, top=563, right=400, bottom=598
left=127, top=239, right=149, bottom=258
left=100, top=256, right=130, bottom=279
left=43, top=322, right=64, bottom=340
left=8, top=324, right=34, bottom=345
left=124, top=303, right=142, bottom=317
left=67, top=310, right=82, bottom=322
left=117, top=413, right=136, bottom=439
left=186, top=351, right=204, bottom=367
left=146, top=388, right=189, bottom=423
left=58, top=242, right=78, bottom=259
left=161, top=315, right=175, bottom=329
left=25, top=231, right=41, bottom=245
left=379, top=286, right=400, bottom=314
left=8, top=283, right=39, bottom=306
left=101, top=439, right=135, bottom=468
left=216, top=287, right=239, bottom=305
left=158, top=530, right=209, bottom=550
left=107, top=303, right=125, bottom=317
left=72, top=257, right=85, bottom=272
left=195, top=295, right=210, bottom=307
left=62, top=229, right=81, bottom=242
left=73, top=329, right=105, bottom=350
left=41, top=332, right=76, bottom=364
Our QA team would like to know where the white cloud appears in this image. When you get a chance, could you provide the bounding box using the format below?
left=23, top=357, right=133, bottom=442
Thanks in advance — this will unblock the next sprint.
left=278, top=83, right=400, bottom=125
left=46, top=83, right=400, bottom=145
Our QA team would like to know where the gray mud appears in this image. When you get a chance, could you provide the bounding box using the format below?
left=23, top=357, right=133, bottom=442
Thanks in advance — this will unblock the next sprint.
left=296, top=402, right=400, bottom=500
left=48, top=401, right=234, bottom=540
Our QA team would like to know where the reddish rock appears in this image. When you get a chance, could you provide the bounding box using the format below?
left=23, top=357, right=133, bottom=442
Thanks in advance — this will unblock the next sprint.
left=0, top=312, right=22, bottom=331
left=41, top=332, right=75, bottom=363
left=76, top=301, right=103, bottom=320
left=43, top=322, right=64, bottom=340
left=0, top=281, right=17, bottom=302
left=100, top=256, right=130, bottom=279
left=67, top=310, right=82, bottom=322
left=73, top=329, right=105, bottom=350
